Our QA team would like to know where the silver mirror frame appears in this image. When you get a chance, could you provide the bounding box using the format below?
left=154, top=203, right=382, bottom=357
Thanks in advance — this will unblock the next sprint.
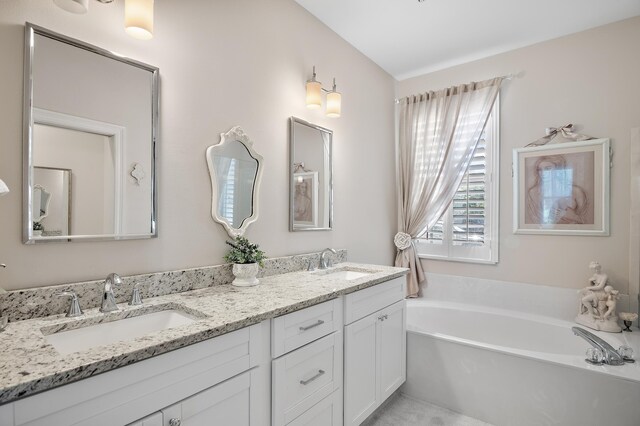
left=23, top=23, right=159, bottom=243
left=206, top=126, right=263, bottom=238
left=289, top=117, right=333, bottom=232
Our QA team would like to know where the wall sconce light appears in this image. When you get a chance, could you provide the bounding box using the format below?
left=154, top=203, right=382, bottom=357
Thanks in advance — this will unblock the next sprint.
left=0, top=179, right=9, bottom=197
left=125, top=0, right=154, bottom=40
left=53, top=0, right=90, bottom=14
left=305, top=66, right=342, bottom=118
left=53, top=0, right=154, bottom=40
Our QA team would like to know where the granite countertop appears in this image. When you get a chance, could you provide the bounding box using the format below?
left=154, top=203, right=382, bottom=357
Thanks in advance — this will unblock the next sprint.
left=0, top=262, right=408, bottom=404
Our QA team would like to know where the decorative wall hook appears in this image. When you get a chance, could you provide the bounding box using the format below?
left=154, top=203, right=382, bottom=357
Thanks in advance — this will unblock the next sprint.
left=130, top=163, right=145, bottom=185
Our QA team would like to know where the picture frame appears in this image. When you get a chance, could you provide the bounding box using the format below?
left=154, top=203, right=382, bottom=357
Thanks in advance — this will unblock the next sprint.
left=512, top=138, right=610, bottom=236
left=293, top=171, right=319, bottom=228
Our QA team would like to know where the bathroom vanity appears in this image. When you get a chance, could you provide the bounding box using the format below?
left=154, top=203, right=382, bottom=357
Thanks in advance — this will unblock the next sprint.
left=0, top=262, right=408, bottom=426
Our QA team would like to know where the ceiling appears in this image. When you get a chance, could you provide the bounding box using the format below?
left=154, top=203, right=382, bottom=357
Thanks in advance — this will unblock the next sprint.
left=294, top=0, right=640, bottom=80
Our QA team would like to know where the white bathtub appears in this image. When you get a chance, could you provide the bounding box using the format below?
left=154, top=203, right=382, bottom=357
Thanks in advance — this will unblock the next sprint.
left=402, top=300, right=640, bottom=426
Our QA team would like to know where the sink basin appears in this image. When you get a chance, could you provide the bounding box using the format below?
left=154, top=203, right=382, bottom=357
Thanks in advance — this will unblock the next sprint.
left=43, top=309, right=199, bottom=355
left=313, top=266, right=379, bottom=281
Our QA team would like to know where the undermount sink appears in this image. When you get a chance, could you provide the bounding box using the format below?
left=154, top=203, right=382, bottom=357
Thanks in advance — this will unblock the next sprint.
left=43, top=308, right=200, bottom=355
left=313, top=266, right=379, bottom=281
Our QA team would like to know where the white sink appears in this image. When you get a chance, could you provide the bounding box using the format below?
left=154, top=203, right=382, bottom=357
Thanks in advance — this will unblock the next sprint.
left=313, top=266, right=378, bottom=281
left=44, top=309, right=198, bottom=355
left=323, top=270, right=372, bottom=280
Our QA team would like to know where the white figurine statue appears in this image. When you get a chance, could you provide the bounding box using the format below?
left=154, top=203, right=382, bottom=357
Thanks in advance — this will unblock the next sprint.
left=575, top=261, right=621, bottom=333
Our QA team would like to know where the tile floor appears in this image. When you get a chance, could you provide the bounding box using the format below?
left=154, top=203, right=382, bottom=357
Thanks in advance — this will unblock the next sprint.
left=363, top=393, right=492, bottom=426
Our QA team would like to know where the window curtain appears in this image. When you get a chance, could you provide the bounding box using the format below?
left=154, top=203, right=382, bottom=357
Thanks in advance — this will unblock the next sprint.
left=395, top=77, right=503, bottom=297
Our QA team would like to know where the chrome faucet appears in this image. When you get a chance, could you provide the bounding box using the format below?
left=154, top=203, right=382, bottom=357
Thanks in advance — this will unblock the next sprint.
left=572, top=327, right=625, bottom=366
left=100, top=273, right=122, bottom=313
left=57, top=290, right=83, bottom=317
left=319, top=248, right=337, bottom=270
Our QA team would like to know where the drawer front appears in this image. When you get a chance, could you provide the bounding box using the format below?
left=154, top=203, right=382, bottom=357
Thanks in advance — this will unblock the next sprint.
left=272, top=332, right=343, bottom=426
left=344, top=277, right=404, bottom=324
left=287, top=388, right=343, bottom=426
left=272, top=298, right=343, bottom=358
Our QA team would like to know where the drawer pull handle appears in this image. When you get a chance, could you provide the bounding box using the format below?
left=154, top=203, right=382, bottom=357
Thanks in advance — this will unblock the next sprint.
left=378, top=314, right=388, bottom=321
left=300, top=369, right=325, bottom=385
left=299, top=320, right=325, bottom=331
left=169, top=419, right=182, bottom=426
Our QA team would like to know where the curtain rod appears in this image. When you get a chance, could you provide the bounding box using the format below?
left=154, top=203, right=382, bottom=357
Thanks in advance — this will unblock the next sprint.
left=394, top=72, right=520, bottom=104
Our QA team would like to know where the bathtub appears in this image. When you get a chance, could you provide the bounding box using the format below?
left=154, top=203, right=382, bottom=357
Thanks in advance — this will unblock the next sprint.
left=402, top=299, right=640, bottom=426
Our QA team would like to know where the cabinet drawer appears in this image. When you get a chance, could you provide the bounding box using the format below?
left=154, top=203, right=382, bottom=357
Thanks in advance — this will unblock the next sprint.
left=272, top=332, right=343, bottom=426
left=287, top=388, right=343, bottom=426
left=272, top=298, right=343, bottom=358
left=344, top=277, right=404, bottom=324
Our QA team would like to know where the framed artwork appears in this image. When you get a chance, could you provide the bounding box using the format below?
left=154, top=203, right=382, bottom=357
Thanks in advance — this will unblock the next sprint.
left=513, top=138, right=610, bottom=236
left=293, top=171, right=318, bottom=228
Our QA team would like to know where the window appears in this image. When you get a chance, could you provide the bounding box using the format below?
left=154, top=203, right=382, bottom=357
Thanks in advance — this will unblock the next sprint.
left=415, top=101, right=499, bottom=264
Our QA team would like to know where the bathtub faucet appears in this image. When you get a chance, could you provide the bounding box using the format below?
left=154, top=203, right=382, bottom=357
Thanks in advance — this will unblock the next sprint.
left=571, top=327, right=625, bottom=366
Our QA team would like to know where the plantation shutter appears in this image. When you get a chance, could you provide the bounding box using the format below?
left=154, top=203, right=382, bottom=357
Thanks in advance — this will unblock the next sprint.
left=452, top=136, right=486, bottom=245
left=424, top=132, right=487, bottom=245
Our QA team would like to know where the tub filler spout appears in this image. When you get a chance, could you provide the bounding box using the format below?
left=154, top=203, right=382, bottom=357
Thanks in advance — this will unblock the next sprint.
left=572, top=326, right=625, bottom=366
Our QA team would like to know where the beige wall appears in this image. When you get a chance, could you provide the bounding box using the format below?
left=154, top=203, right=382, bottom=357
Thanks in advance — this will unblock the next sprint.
left=0, top=0, right=397, bottom=290
left=397, top=16, right=640, bottom=294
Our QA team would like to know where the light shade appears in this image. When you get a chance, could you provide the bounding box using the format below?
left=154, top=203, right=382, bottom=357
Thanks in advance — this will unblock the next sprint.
left=306, top=80, right=322, bottom=109
left=326, top=90, right=341, bottom=118
left=125, top=0, right=154, bottom=40
left=53, top=0, right=89, bottom=14
left=0, top=179, right=9, bottom=197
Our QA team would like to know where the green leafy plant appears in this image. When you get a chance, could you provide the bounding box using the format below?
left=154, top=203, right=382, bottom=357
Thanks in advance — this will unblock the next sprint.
left=33, top=221, right=43, bottom=231
left=224, top=236, right=266, bottom=266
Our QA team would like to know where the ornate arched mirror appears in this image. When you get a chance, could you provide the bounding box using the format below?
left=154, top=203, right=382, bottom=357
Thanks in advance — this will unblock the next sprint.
left=206, top=126, right=263, bottom=237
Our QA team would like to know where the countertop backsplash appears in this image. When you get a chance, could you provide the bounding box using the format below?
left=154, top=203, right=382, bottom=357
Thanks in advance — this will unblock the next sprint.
left=0, top=249, right=347, bottom=322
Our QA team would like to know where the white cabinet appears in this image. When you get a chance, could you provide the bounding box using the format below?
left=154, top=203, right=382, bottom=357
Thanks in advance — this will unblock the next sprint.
left=272, top=298, right=342, bottom=358
left=271, top=299, right=344, bottom=426
left=6, top=321, right=271, bottom=426
left=287, top=390, right=342, bottom=426
left=161, top=370, right=256, bottom=426
left=343, top=313, right=378, bottom=424
left=377, top=301, right=406, bottom=402
left=343, top=278, right=406, bottom=426
left=127, top=412, right=163, bottom=426
left=128, top=369, right=263, bottom=426
left=272, top=332, right=343, bottom=426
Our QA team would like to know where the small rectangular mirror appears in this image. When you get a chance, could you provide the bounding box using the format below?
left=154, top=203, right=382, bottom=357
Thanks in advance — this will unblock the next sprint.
left=23, top=23, right=159, bottom=243
left=289, top=117, right=333, bottom=231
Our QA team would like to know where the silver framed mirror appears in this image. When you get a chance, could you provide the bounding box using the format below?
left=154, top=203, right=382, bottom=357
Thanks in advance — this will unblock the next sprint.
left=289, top=117, right=333, bottom=231
left=23, top=23, right=159, bottom=243
left=206, top=126, right=263, bottom=238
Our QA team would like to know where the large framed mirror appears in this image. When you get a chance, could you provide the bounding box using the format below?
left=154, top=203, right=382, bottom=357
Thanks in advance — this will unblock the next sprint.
left=206, top=126, right=263, bottom=238
left=23, top=23, right=159, bottom=243
left=289, top=117, right=333, bottom=231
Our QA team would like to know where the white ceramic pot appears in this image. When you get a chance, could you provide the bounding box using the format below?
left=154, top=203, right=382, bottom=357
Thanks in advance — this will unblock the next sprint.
left=232, top=263, right=260, bottom=287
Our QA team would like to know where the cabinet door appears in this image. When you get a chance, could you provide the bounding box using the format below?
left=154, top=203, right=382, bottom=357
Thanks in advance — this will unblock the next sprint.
left=344, top=314, right=378, bottom=426
left=127, top=412, right=163, bottom=426
left=161, top=371, right=252, bottom=426
left=287, top=389, right=343, bottom=426
left=377, top=300, right=406, bottom=402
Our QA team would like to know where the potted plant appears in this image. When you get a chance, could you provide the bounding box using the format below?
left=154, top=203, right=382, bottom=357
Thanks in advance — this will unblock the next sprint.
left=224, top=236, right=266, bottom=287
left=33, top=221, right=44, bottom=237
